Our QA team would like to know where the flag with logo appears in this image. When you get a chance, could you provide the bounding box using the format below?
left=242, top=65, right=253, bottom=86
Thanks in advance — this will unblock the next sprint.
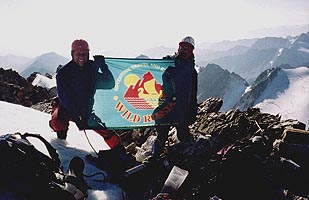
left=88, top=57, right=181, bottom=129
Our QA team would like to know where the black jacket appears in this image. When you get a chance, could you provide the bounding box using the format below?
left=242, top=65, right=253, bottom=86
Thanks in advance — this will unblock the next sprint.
left=56, top=59, right=115, bottom=122
left=153, top=55, right=198, bottom=125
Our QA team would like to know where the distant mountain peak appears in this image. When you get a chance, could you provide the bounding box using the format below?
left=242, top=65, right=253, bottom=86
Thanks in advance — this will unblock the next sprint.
left=197, top=63, right=248, bottom=111
left=136, top=54, right=150, bottom=59
left=20, top=52, right=70, bottom=78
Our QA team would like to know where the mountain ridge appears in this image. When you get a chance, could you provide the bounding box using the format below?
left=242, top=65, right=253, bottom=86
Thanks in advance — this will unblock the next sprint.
left=208, top=32, right=309, bottom=83
left=20, top=52, right=69, bottom=78
left=234, top=66, right=309, bottom=128
left=197, top=63, right=248, bottom=111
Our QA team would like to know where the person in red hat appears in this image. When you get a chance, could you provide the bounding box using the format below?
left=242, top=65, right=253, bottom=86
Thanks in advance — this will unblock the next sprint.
left=49, top=39, right=121, bottom=152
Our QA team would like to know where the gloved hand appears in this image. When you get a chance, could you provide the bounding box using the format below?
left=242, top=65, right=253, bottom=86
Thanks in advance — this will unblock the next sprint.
left=162, top=55, right=175, bottom=60
left=73, top=115, right=88, bottom=130
left=94, top=55, right=105, bottom=63
left=162, top=55, right=172, bottom=60
left=88, top=112, right=107, bottom=129
left=94, top=55, right=108, bottom=71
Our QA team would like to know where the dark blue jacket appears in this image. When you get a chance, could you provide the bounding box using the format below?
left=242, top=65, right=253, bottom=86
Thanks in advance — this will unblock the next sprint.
left=154, top=55, right=198, bottom=125
left=56, top=59, right=114, bottom=121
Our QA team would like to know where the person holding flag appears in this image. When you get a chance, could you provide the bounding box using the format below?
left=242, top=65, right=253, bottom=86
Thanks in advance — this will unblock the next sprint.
left=49, top=39, right=126, bottom=175
left=154, top=36, right=198, bottom=145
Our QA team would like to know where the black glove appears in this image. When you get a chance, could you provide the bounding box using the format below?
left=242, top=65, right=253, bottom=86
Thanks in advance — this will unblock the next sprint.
left=88, top=112, right=107, bottom=129
left=162, top=55, right=175, bottom=60
left=94, top=55, right=108, bottom=71
left=73, top=115, right=88, bottom=130
left=94, top=55, right=105, bottom=63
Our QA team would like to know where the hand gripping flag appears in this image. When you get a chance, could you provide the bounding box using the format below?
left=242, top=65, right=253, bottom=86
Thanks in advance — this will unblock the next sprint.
left=87, top=57, right=191, bottom=130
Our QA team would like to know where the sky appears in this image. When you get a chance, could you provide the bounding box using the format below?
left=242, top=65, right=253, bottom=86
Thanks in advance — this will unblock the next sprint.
left=0, top=0, right=308, bottom=58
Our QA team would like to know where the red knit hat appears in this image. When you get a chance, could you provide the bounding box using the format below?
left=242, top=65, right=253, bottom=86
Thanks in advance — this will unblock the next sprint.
left=71, top=39, right=90, bottom=51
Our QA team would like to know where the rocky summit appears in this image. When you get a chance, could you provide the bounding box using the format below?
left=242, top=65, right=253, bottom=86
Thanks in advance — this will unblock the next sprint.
left=0, top=68, right=54, bottom=107
left=2, top=67, right=309, bottom=199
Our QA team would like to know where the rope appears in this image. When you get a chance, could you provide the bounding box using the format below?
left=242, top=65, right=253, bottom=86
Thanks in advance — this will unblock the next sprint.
left=83, top=172, right=105, bottom=178
left=83, top=130, right=99, bottom=156
left=83, top=172, right=107, bottom=182
left=83, top=130, right=108, bottom=182
left=83, top=130, right=126, bottom=200
left=83, top=174, right=107, bottom=182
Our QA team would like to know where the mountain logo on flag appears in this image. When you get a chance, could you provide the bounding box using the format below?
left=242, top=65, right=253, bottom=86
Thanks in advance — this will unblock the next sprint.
left=123, top=71, right=163, bottom=110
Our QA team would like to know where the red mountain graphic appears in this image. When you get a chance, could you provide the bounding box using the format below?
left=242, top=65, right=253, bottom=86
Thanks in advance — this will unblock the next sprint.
left=124, top=71, right=162, bottom=110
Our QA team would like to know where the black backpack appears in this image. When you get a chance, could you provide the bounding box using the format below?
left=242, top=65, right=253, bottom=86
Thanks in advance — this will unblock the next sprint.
left=0, top=132, right=70, bottom=199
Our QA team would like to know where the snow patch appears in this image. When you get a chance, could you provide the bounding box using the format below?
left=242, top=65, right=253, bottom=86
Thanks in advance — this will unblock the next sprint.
left=298, top=47, right=309, bottom=53
left=255, top=67, right=309, bottom=128
left=244, top=86, right=252, bottom=94
left=32, top=74, right=56, bottom=89
left=289, top=36, right=298, bottom=45
left=0, top=101, right=124, bottom=199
